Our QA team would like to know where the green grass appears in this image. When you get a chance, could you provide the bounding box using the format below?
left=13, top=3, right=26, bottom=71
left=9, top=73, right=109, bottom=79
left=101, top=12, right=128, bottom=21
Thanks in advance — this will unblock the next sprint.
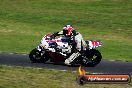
left=0, top=65, right=131, bottom=88
left=0, top=0, right=132, bottom=61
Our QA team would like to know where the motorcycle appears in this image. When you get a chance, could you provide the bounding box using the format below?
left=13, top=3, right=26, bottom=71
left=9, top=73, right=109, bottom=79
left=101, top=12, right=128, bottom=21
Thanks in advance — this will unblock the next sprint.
left=29, top=33, right=102, bottom=67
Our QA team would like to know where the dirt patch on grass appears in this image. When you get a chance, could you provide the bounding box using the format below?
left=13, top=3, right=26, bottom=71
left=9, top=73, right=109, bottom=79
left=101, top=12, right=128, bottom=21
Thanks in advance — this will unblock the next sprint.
left=0, top=29, right=14, bottom=33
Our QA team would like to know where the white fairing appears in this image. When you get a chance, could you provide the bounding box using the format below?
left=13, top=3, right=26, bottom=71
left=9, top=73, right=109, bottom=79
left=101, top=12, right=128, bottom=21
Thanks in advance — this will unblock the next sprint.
left=40, top=37, right=56, bottom=52
left=40, top=37, right=49, bottom=49
left=56, top=37, right=72, bottom=54
left=40, top=36, right=72, bottom=54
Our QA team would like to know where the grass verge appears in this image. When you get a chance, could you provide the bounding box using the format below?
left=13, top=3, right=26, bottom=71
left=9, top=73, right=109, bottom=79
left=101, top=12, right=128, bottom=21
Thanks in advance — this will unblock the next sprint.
left=0, top=65, right=131, bottom=88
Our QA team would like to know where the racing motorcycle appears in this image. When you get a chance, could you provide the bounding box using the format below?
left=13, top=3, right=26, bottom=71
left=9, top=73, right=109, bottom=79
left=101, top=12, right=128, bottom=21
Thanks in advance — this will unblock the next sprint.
left=29, top=33, right=102, bottom=67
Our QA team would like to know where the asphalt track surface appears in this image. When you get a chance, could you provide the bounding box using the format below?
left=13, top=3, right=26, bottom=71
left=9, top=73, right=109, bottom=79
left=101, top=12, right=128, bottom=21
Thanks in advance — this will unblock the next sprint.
left=0, top=53, right=132, bottom=74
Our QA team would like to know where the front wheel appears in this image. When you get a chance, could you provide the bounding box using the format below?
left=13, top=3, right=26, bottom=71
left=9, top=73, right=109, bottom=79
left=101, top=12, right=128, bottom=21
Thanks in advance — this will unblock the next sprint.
left=29, top=48, right=48, bottom=63
left=82, top=49, right=102, bottom=67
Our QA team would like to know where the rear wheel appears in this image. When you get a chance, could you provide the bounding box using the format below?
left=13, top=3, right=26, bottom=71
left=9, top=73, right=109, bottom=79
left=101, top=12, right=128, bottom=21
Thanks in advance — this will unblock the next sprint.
left=29, top=48, right=49, bottom=63
left=82, top=49, right=102, bottom=67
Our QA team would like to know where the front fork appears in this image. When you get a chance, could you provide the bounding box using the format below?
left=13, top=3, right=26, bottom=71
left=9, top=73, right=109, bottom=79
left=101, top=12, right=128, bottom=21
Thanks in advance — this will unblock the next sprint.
left=36, top=45, right=45, bottom=56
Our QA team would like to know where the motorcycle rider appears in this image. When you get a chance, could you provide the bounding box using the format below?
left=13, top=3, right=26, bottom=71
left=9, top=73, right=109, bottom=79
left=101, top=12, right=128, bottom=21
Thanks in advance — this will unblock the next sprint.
left=53, top=24, right=87, bottom=65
